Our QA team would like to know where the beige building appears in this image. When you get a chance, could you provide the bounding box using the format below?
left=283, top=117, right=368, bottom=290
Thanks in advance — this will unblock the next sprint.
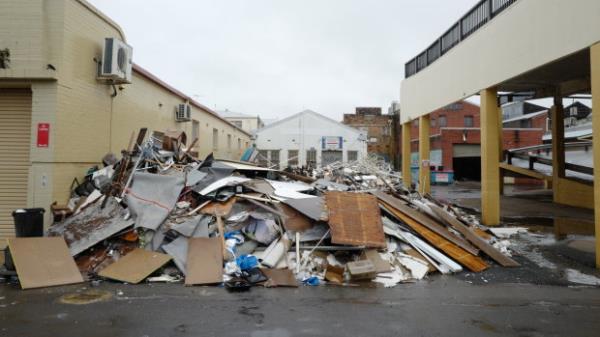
left=0, top=0, right=251, bottom=242
left=218, top=109, right=265, bottom=134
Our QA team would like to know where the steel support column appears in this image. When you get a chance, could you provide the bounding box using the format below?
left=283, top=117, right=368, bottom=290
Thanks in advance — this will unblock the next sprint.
left=480, top=88, right=501, bottom=226
left=551, top=97, right=566, bottom=203
left=402, top=122, right=412, bottom=188
left=418, top=115, right=431, bottom=195
left=590, top=43, right=600, bottom=268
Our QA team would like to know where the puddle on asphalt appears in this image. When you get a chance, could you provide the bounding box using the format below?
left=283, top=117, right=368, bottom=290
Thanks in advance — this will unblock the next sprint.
left=58, top=289, right=112, bottom=305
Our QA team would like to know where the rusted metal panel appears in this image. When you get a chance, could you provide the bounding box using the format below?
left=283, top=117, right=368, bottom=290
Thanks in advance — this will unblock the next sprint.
left=324, top=191, right=386, bottom=248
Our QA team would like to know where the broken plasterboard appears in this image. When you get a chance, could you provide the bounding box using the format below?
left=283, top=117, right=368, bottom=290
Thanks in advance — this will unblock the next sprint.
left=125, top=172, right=185, bottom=231
left=185, top=237, right=223, bottom=285
left=8, top=237, right=84, bottom=289
left=98, top=248, right=172, bottom=284
left=283, top=197, right=327, bottom=222
left=197, top=176, right=250, bottom=195
left=48, top=197, right=134, bottom=256
left=325, top=191, right=386, bottom=248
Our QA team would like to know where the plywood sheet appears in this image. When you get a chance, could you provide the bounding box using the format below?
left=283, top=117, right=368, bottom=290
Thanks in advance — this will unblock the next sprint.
left=324, top=192, right=385, bottom=248
left=98, top=248, right=172, bottom=284
left=185, top=237, right=223, bottom=285
left=279, top=204, right=313, bottom=232
left=261, top=268, right=298, bottom=287
left=8, top=237, right=84, bottom=289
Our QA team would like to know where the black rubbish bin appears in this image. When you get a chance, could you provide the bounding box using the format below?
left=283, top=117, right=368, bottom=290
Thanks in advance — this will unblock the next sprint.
left=12, top=208, right=45, bottom=238
left=3, top=208, right=45, bottom=271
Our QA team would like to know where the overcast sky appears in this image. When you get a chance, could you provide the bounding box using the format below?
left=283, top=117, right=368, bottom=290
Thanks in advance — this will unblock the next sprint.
left=89, top=0, right=479, bottom=121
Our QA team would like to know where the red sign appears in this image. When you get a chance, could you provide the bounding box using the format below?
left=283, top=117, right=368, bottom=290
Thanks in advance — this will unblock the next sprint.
left=37, top=123, right=50, bottom=148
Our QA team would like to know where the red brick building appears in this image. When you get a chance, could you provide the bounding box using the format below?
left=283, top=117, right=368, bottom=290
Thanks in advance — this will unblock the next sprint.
left=343, top=107, right=397, bottom=165
left=404, top=101, right=547, bottom=183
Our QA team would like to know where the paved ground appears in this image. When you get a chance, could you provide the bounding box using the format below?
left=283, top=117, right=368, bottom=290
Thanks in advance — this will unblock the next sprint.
left=1, top=182, right=599, bottom=337
left=1, top=278, right=600, bottom=337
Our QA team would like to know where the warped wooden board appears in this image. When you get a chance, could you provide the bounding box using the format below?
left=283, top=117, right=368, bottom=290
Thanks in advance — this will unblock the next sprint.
left=372, top=191, right=479, bottom=255
left=200, top=197, right=237, bottom=217
left=185, top=237, right=223, bottom=285
left=325, top=192, right=386, bottom=248
left=8, top=237, right=84, bottom=289
left=279, top=204, right=313, bottom=232
left=98, top=248, right=172, bottom=284
left=428, top=204, right=520, bottom=267
left=379, top=199, right=489, bottom=273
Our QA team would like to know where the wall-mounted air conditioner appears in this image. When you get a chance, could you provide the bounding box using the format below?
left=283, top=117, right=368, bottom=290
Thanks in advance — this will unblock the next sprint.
left=175, top=103, right=192, bottom=122
left=98, top=38, right=133, bottom=84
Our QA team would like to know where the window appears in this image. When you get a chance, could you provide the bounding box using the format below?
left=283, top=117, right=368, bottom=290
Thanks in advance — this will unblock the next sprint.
left=270, top=150, right=280, bottom=169
left=212, top=128, right=219, bottom=150
left=464, top=115, right=474, bottom=127
left=237, top=138, right=241, bottom=149
left=288, top=150, right=299, bottom=167
left=520, top=119, right=532, bottom=128
left=347, top=150, right=358, bottom=162
left=232, top=120, right=243, bottom=128
left=306, top=149, right=317, bottom=168
left=445, top=103, right=463, bottom=111
left=227, top=134, right=232, bottom=150
left=431, top=118, right=437, bottom=127
left=438, top=115, right=447, bottom=127
left=570, top=106, right=578, bottom=117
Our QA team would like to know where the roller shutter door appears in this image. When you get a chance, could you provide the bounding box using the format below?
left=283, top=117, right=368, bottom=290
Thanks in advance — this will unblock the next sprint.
left=0, top=88, right=32, bottom=241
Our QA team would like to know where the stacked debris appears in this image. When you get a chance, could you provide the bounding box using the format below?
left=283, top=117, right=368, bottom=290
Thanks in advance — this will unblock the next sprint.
left=4, top=128, right=520, bottom=290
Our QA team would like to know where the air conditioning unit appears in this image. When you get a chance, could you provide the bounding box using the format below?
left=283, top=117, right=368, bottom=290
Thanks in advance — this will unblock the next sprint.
left=175, top=103, right=192, bottom=122
left=99, top=38, right=133, bottom=84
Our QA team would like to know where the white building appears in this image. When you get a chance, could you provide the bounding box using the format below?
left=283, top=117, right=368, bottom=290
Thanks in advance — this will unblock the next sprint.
left=254, top=110, right=367, bottom=168
left=217, top=110, right=265, bottom=134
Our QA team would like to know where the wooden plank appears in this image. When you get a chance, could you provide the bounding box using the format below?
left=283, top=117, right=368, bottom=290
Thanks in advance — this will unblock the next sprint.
left=499, top=162, right=552, bottom=181
left=8, top=237, right=84, bottom=289
left=379, top=200, right=489, bottom=272
left=325, top=191, right=386, bottom=248
left=260, top=268, right=298, bottom=287
left=372, top=191, right=479, bottom=255
left=428, top=204, right=520, bottom=267
left=185, top=237, right=223, bottom=285
left=98, top=248, right=172, bottom=284
left=278, top=203, right=313, bottom=232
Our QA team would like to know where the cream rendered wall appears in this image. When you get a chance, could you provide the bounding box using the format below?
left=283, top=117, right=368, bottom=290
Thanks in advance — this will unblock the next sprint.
left=2, top=0, right=250, bottom=208
left=400, top=0, right=600, bottom=123
left=0, top=0, right=64, bottom=79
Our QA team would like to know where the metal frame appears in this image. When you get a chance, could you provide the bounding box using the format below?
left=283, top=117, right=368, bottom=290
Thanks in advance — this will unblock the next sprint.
left=405, top=0, right=518, bottom=78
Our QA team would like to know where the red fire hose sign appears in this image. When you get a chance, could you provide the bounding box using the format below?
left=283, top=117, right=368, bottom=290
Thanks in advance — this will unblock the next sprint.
left=37, top=123, right=50, bottom=148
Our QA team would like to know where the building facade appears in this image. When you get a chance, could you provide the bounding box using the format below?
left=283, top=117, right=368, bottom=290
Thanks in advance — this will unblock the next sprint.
left=217, top=109, right=265, bottom=134
left=408, top=101, right=547, bottom=183
left=342, top=107, right=397, bottom=165
left=254, top=110, right=367, bottom=169
left=0, top=0, right=251, bottom=240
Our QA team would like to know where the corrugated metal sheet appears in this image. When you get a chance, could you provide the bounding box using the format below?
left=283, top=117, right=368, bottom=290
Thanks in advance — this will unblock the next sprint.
left=0, top=88, right=32, bottom=241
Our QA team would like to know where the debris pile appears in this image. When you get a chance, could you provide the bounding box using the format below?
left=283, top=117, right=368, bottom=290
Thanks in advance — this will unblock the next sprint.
left=4, top=128, right=519, bottom=290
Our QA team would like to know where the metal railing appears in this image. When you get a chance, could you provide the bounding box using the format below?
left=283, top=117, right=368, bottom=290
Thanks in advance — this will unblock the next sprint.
left=405, top=0, right=518, bottom=78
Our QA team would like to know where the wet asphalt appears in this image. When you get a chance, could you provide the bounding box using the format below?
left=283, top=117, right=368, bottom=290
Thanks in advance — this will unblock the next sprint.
left=2, top=183, right=600, bottom=337
left=1, top=277, right=600, bottom=337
